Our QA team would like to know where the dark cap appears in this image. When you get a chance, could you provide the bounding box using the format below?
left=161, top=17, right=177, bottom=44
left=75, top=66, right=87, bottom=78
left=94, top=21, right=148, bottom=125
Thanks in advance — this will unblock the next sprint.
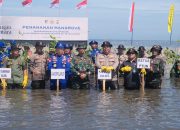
left=64, top=44, right=73, bottom=50
left=24, top=45, right=30, bottom=50
left=150, top=45, right=162, bottom=52
left=35, top=41, right=45, bottom=47
left=89, top=40, right=98, bottom=45
left=0, top=41, right=6, bottom=48
left=126, top=48, right=138, bottom=54
left=117, top=44, right=125, bottom=50
left=10, top=40, right=16, bottom=46
left=55, top=42, right=65, bottom=49
left=101, top=41, right=112, bottom=48
left=77, top=44, right=87, bottom=49
left=11, top=45, right=21, bottom=51
left=138, top=46, right=146, bottom=51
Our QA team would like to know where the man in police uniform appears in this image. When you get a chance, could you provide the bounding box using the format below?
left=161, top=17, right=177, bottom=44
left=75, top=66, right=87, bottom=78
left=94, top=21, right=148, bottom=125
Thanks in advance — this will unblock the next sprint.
left=5, top=44, right=28, bottom=89
left=117, top=44, right=127, bottom=65
left=64, top=44, right=73, bottom=57
left=96, top=41, right=119, bottom=90
left=138, top=46, right=147, bottom=58
left=30, top=41, right=48, bottom=89
left=89, top=41, right=101, bottom=64
left=48, top=42, right=70, bottom=90
left=116, top=44, right=128, bottom=87
left=71, top=44, right=94, bottom=89
left=120, top=48, right=140, bottom=89
left=145, top=45, right=165, bottom=89
left=64, top=44, right=73, bottom=88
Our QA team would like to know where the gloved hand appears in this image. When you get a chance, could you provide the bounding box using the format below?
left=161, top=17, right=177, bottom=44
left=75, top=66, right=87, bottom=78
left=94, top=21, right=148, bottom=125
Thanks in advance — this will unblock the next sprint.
left=101, top=66, right=107, bottom=71
left=101, top=66, right=114, bottom=73
left=140, top=68, right=146, bottom=75
left=1, top=79, right=7, bottom=89
left=22, top=74, right=28, bottom=88
left=120, top=66, right=132, bottom=72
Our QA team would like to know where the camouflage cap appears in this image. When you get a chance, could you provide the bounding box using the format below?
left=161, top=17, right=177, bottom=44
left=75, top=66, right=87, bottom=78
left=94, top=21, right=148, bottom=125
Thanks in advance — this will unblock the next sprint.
left=150, top=45, right=162, bottom=52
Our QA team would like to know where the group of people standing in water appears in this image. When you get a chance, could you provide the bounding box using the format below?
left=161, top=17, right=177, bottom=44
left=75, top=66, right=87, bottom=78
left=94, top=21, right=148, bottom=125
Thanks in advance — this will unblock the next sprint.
left=0, top=40, right=167, bottom=90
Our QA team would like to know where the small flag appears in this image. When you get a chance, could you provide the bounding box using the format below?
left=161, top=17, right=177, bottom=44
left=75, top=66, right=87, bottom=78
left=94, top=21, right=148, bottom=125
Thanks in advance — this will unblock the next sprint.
left=76, top=0, right=87, bottom=9
left=50, top=0, right=60, bottom=8
left=168, top=4, right=175, bottom=33
left=0, top=0, right=3, bottom=6
left=128, top=2, right=135, bottom=32
left=22, top=0, right=32, bottom=7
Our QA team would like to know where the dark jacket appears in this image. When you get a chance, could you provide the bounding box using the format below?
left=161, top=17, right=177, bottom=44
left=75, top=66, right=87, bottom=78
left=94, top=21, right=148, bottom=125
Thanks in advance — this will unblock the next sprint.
left=121, top=59, right=140, bottom=89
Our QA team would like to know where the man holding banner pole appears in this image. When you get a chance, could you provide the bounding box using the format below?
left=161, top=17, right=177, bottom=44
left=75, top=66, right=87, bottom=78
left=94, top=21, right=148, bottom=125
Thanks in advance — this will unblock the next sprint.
left=96, top=41, right=119, bottom=90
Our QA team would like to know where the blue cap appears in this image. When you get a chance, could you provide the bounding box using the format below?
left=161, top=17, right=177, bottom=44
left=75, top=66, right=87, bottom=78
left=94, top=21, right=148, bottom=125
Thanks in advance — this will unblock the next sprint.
left=10, top=40, right=16, bottom=46
left=64, top=44, right=72, bottom=50
left=89, top=40, right=98, bottom=45
left=0, top=41, right=6, bottom=48
left=55, top=42, right=65, bottom=49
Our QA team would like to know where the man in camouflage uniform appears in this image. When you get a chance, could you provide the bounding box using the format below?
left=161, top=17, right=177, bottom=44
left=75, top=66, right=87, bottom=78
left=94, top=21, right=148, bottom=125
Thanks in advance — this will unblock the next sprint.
left=5, top=45, right=28, bottom=89
left=0, top=42, right=8, bottom=68
left=96, top=41, right=119, bottom=90
left=30, top=41, right=48, bottom=89
left=0, top=42, right=8, bottom=89
left=171, top=59, right=180, bottom=78
left=71, top=44, right=94, bottom=89
left=145, top=45, right=166, bottom=89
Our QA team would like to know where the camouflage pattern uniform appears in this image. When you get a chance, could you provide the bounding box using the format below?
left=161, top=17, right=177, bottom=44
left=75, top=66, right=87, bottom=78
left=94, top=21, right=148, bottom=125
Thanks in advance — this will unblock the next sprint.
left=145, top=45, right=166, bottom=89
left=6, top=46, right=27, bottom=89
left=171, top=59, right=180, bottom=77
left=0, top=42, right=8, bottom=68
left=96, top=41, right=119, bottom=90
left=71, top=45, right=94, bottom=89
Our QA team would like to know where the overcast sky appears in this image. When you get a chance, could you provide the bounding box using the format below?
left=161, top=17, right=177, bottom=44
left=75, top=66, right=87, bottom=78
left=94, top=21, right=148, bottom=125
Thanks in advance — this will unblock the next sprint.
left=1, top=0, right=180, bottom=41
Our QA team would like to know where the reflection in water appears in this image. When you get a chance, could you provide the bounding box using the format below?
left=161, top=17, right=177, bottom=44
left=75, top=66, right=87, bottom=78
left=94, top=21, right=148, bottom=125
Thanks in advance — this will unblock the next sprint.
left=0, top=79, right=179, bottom=129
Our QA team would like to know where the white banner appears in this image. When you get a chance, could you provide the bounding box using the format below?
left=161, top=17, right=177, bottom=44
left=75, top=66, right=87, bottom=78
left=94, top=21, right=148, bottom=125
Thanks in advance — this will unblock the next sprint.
left=0, top=16, right=88, bottom=41
left=137, top=58, right=151, bottom=69
left=98, top=69, right=112, bottom=80
left=0, top=68, right=11, bottom=79
left=51, top=69, right=65, bottom=79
